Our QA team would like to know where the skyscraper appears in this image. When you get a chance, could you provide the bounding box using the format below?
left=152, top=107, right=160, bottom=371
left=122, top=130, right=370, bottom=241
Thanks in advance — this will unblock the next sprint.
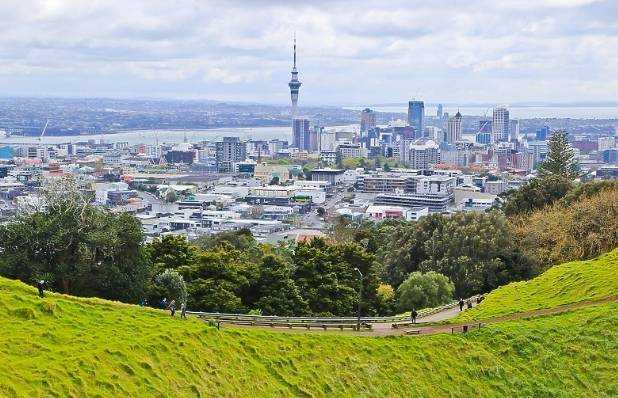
left=360, top=108, right=376, bottom=133
left=446, top=111, right=462, bottom=143
left=407, top=101, right=425, bottom=138
left=437, top=104, right=443, bottom=118
left=288, top=35, right=302, bottom=118
left=492, top=107, right=510, bottom=143
left=293, top=118, right=311, bottom=150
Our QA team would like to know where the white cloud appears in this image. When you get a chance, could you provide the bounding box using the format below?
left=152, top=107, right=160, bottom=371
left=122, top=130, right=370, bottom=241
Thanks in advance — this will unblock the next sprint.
left=0, top=0, right=616, bottom=104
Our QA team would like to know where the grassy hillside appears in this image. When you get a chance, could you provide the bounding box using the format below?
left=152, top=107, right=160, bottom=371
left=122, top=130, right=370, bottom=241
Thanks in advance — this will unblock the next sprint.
left=1, top=276, right=617, bottom=397
left=456, top=249, right=618, bottom=323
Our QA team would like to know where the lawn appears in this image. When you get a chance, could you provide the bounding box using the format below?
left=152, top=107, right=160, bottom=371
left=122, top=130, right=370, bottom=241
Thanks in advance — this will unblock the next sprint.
left=455, top=248, right=618, bottom=323
left=0, top=275, right=616, bottom=397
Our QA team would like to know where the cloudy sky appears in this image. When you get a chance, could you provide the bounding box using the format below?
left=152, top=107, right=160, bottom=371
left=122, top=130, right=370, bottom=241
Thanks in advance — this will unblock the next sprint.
left=0, top=0, right=616, bottom=106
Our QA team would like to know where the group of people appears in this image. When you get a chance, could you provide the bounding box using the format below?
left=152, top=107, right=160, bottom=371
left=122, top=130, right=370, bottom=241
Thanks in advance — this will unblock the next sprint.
left=458, top=295, right=484, bottom=311
left=159, top=298, right=187, bottom=319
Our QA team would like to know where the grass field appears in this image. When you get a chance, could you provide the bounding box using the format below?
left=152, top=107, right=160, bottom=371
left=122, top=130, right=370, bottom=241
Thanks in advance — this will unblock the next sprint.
left=1, top=273, right=617, bottom=397
left=455, top=248, right=618, bottom=323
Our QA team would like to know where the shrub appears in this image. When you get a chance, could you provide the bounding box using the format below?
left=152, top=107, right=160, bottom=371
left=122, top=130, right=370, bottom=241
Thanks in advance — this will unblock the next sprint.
left=397, top=271, right=455, bottom=311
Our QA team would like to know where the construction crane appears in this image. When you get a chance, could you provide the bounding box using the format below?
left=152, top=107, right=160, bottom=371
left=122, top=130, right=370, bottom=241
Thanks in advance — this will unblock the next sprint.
left=38, top=119, right=49, bottom=142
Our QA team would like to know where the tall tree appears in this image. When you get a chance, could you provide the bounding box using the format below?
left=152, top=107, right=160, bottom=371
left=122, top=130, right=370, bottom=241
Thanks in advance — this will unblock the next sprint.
left=539, top=130, right=579, bottom=179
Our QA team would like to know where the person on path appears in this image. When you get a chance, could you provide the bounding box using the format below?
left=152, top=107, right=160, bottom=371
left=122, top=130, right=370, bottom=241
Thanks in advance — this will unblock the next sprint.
left=467, top=300, right=473, bottom=309
left=411, top=308, right=418, bottom=324
left=476, top=295, right=484, bottom=305
left=168, top=299, right=177, bottom=317
left=181, top=302, right=187, bottom=319
left=37, top=280, right=45, bottom=298
left=161, top=297, right=168, bottom=309
left=459, top=298, right=464, bottom=311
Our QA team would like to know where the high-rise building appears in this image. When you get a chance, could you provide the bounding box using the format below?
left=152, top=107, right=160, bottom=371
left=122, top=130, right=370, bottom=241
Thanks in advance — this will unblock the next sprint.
left=360, top=108, right=376, bottom=133
left=407, top=101, right=425, bottom=138
left=509, top=119, right=520, bottom=142
left=292, top=118, right=311, bottom=150
left=536, top=126, right=550, bottom=141
left=437, top=104, right=443, bottom=118
left=288, top=36, right=302, bottom=118
left=446, top=111, right=462, bottom=143
left=216, top=137, right=247, bottom=172
left=399, top=139, right=440, bottom=169
left=492, top=107, right=510, bottom=143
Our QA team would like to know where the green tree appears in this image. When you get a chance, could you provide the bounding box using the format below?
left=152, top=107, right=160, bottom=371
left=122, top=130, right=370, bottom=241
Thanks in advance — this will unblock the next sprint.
left=499, top=176, right=573, bottom=216
left=155, top=269, right=188, bottom=304
left=253, top=253, right=308, bottom=316
left=179, top=243, right=257, bottom=313
left=0, top=177, right=150, bottom=302
left=397, top=271, right=454, bottom=311
left=538, top=130, right=579, bottom=179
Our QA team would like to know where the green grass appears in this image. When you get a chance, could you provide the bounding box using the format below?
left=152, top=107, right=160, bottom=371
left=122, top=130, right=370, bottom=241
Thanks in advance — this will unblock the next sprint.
left=456, top=249, right=618, bottom=323
left=0, top=275, right=617, bottom=397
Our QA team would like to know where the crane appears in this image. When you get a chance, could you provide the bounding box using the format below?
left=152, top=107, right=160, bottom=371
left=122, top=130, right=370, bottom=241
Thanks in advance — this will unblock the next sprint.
left=38, top=119, right=49, bottom=142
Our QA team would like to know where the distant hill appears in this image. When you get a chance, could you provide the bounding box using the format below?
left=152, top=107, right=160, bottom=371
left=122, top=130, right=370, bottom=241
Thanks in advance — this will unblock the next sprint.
left=456, top=248, right=618, bottom=323
left=1, top=252, right=617, bottom=396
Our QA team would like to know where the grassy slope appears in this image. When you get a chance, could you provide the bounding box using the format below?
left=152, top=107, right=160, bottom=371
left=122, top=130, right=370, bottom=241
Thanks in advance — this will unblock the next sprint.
left=1, top=276, right=617, bottom=397
left=456, top=248, right=618, bottom=323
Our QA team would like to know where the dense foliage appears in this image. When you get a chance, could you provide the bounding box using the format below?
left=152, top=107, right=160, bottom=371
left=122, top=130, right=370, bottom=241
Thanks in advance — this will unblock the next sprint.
left=0, top=178, right=149, bottom=302
left=397, top=271, right=455, bottom=311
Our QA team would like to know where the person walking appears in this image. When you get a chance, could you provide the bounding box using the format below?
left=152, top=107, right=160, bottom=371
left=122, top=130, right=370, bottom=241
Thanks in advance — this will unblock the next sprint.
left=168, top=299, right=177, bottom=317
left=411, top=308, right=418, bottom=324
left=161, top=297, right=168, bottom=309
left=467, top=300, right=473, bottom=309
left=458, top=298, right=464, bottom=311
left=37, top=280, right=45, bottom=298
left=180, top=302, right=187, bottom=319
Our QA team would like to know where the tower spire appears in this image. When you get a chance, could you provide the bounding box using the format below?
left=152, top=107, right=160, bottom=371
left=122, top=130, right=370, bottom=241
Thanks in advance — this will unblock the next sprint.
left=288, top=33, right=301, bottom=118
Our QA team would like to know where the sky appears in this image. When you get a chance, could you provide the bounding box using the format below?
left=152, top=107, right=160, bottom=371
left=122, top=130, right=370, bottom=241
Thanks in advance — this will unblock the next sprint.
left=0, top=0, right=617, bottom=106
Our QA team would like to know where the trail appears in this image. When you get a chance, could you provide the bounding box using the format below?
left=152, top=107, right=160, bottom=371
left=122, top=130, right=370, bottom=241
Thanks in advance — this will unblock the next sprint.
left=219, top=296, right=617, bottom=337
left=374, top=296, right=617, bottom=337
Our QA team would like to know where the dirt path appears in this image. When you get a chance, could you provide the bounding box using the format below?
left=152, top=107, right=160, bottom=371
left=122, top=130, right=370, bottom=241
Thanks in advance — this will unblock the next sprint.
left=218, top=296, right=616, bottom=337
left=381, top=296, right=618, bottom=337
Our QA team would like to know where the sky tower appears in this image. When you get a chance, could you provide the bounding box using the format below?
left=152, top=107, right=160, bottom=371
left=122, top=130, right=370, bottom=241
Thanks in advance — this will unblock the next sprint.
left=288, top=35, right=301, bottom=117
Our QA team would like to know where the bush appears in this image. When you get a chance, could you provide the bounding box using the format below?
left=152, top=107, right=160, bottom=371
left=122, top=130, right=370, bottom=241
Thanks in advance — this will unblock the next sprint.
left=397, top=271, right=454, bottom=312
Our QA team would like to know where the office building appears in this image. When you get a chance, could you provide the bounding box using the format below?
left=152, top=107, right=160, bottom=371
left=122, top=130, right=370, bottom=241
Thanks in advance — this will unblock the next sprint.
left=407, top=101, right=425, bottom=138
left=536, top=126, right=550, bottom=141
left=492, top=107, right=510, bottom=143
left=292, top=118, right=311, bottom=150
left=360, top=108, right=376, bottom=133
left=437, top=104, right=443, bottom=118
left=446, top=111, right=462, bottom=143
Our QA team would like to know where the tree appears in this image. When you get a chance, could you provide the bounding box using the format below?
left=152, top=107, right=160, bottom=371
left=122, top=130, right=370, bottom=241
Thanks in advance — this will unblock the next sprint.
left=155, top=269, right=188, bottom=304
left=397, top=271, right=454, bottom=311
left=511, top=187, right=618, bottom=269
left=376, top=283, right=396, bottom=314
left=538, top=130, right=579, bottom=179
left=179, top=243, right=257, bottom=313
left=0, top=176, right=150, bottom=302
left=253, top=253, right=308, bottom=316
left=499, top=176, right=573, bottom=216
left=164, top=188, right=177, bottom=203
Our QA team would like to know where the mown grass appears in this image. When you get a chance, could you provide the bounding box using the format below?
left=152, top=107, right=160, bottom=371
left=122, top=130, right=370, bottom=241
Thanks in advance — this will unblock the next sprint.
left=0, top=275, right=617, bottom=397
left=456, top=248, right=618, bottom=323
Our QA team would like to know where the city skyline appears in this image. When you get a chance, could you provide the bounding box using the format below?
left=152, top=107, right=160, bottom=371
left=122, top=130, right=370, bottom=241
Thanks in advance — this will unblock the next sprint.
left=0, top=1, right=616, bottom=105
